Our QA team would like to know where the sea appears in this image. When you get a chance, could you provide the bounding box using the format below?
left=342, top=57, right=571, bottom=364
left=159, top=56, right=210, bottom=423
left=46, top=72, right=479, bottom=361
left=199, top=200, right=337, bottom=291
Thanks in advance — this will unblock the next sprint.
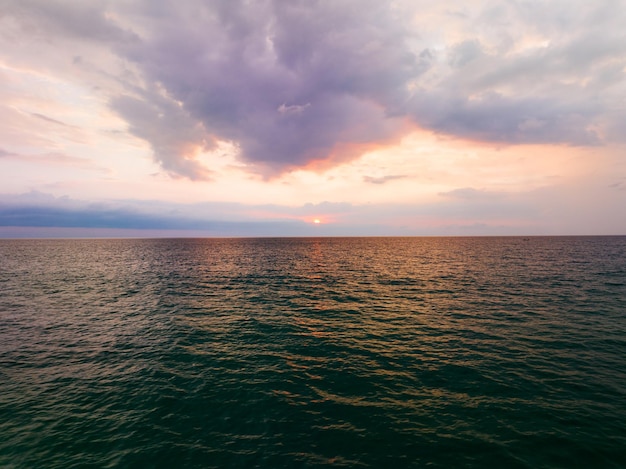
left=1, top=237, right=625, bottom=468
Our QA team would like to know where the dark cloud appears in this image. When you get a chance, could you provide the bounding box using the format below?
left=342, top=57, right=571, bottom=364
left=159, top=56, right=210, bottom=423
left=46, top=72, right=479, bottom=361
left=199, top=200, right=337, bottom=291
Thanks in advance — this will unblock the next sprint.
left=111, top=0, right=420, bottom=176
left=0, top=192, right=347, bottom=228
left=0, top=192, right=297, bottom=234
left=0, top=204, right=320, bottom=237
left=411, top=90, right=602, bottom=145
left=0, top=192, right=372, bottom=236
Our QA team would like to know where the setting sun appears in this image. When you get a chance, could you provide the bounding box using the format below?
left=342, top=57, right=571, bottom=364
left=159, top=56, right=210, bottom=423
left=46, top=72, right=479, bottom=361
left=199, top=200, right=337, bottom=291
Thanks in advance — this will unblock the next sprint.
left=313, top=219, right=321, bottom=224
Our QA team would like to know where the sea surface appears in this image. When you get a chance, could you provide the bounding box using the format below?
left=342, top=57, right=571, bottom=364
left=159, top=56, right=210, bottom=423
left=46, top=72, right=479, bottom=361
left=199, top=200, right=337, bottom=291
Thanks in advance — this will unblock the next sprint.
left=1, top=237, right=625, bottom=468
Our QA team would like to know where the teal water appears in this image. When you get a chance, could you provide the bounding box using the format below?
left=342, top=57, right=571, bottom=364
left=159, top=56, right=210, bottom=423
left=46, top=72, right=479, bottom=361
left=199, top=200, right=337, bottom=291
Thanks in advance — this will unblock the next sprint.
left=1, top=237, right=625, bottom=468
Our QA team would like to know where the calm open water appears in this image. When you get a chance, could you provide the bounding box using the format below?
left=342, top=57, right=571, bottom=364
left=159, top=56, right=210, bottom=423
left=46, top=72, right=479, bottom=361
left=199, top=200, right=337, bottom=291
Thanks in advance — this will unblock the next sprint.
left=1, top=237, right=625, bottom=468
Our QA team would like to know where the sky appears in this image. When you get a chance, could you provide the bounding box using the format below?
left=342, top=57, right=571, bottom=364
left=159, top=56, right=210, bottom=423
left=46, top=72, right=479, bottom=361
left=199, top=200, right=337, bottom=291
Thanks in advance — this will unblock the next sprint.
left=1, top=0, right=625, bottom=237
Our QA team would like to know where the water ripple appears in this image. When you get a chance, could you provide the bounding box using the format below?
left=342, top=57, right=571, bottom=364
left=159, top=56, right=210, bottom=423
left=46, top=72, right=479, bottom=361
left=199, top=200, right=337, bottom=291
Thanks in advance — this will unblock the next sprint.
left=1, top=237, right=625, bottom=467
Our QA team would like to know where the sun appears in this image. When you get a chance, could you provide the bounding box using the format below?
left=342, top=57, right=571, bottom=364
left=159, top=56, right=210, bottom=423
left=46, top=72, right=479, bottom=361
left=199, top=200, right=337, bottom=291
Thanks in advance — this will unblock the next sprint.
left=313, top=218, right=321, bottom=224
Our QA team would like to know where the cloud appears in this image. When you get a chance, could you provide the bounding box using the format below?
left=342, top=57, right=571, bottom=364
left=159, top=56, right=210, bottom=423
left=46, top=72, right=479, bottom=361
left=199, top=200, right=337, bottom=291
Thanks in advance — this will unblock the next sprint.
left=439, top=187, right=503, bottom=200
left=2, top=0, right=625, bottom=179
left=0, top=192, right=380, bottom=237
left=277, top=103, right=310, bottom=115
left=408, top=2, right=626, bottom=145
left=0, top=148, right=14, bottom=158
left=0, top=147, right=103, bottom=170
left=109, top=93, right=214, bottom=180
left=363, top=175, right=407, bottom=185
left=608, top=178, right=626, bottom=192
left=110, top=0, right=420, bottom=177
left=410, top=89, right=603, bottom=145
left=2, top=181, right=626, bottom=236
left=1, top=0, right=137, bottom=44
left=0, top=191, right=294, bottom=234
left=29, top=112, right=75, bottom=128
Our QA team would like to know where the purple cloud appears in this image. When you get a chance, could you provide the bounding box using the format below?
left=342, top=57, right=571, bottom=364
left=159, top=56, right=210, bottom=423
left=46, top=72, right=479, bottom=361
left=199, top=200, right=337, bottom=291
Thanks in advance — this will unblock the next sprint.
left=115, top=0, right=626, bottom=177
left=109, top=93, right=214, bottom=180
left=111, top=0, right=421, bottom=176
left=3, top=0, right=625, bottom=179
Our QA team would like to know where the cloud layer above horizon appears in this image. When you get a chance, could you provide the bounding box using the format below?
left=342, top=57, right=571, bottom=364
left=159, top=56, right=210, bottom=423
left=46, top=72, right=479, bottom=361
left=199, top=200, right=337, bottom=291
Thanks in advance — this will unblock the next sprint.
left=1, top=0, right=625, bottom=235
left=3, top=0, right=626, bottom=178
